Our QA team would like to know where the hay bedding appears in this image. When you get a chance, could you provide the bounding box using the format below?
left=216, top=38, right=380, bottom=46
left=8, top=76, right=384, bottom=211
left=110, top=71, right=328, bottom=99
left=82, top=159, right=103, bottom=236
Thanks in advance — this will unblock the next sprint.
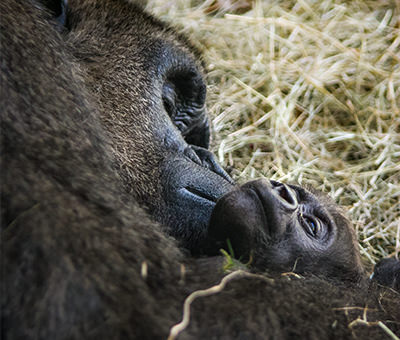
left=148, top=0, right=400, bottom=266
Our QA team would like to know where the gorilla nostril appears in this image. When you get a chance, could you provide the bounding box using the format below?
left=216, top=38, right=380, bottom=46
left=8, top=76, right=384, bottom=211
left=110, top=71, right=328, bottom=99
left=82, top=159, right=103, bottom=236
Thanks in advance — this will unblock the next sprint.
left=270, top=180, right=281, bottom=187
left=277, top=186, right=291, bottom=203
left=270, top=181, right=298, bottom=210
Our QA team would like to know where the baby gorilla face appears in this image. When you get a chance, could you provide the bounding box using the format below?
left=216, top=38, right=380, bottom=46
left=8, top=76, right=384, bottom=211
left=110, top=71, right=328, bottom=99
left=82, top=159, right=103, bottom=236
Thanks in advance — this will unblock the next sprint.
left=202, top=179, right=364, bottom=282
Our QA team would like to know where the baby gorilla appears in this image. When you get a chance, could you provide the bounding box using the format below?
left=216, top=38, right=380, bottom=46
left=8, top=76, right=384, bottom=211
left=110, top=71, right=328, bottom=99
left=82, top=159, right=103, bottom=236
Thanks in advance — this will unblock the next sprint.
left=202, top=179, right=364, bottom=282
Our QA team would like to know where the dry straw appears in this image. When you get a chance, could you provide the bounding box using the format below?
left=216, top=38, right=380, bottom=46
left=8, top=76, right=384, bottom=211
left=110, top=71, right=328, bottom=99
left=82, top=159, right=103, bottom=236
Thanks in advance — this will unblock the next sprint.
left=148, top=0, right=400, bottom=266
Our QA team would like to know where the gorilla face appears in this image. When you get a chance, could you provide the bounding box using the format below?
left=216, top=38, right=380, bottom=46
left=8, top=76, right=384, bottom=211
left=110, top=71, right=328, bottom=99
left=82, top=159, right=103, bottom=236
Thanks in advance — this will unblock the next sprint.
left=65, top=1, right=362, bottom=278
left=203, top=179, right=364, bottom=281
left=66, top=1, right=234, bottom=251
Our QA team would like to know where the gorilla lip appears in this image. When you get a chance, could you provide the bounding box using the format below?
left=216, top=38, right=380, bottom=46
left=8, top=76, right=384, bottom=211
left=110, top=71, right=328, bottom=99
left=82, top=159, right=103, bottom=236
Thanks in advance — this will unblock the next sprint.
left=183, top=186, right=218, bottom=203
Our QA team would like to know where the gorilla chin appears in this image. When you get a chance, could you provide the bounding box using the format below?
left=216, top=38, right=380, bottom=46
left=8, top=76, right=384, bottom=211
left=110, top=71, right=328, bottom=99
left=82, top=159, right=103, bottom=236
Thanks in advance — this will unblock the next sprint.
left=202, top=179, right=365, bottom=282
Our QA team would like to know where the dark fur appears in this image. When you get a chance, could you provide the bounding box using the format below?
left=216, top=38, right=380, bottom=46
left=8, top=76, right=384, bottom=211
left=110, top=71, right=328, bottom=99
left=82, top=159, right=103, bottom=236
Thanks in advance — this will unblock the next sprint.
left=373, top=258, right=400, bottom=292
left=1, top=1, right=399, bottom=339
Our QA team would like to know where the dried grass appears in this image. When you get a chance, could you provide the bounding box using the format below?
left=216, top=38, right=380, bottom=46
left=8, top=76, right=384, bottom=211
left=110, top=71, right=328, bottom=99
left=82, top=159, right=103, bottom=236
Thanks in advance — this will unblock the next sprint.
left=147, top=0, right=400, bottom=265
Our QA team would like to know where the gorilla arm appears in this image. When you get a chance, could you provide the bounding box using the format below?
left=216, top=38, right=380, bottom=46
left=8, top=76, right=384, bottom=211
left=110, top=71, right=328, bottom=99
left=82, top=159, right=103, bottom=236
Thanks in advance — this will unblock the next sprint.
left=1, top=2, right=184, bottom=338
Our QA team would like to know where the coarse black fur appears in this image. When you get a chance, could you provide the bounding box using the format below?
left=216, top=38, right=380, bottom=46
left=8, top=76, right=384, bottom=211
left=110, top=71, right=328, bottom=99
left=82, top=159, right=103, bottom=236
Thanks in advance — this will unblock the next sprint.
left=2, top=0, right=235, bottom=251
left=1, top=1, right=399, bottom=339
left=373, top=258, right=400, bottom=292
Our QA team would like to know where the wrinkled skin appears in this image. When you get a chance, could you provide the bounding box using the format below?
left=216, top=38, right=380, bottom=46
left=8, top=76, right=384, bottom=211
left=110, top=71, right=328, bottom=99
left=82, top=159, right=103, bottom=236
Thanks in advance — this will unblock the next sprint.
left=1, top=1, right=400, bottom=340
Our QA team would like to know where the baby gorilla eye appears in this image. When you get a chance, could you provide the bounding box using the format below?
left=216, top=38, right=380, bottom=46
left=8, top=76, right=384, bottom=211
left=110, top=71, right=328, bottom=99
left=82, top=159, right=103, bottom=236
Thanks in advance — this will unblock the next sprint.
left=300, top=215, right=322, bottom=237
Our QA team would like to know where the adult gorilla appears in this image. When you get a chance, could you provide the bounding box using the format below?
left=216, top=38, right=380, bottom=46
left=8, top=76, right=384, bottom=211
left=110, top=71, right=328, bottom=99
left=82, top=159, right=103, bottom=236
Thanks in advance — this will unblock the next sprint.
left=62, top=0, right=235, bottom=250
left=1, top=0, right=399, bottom=339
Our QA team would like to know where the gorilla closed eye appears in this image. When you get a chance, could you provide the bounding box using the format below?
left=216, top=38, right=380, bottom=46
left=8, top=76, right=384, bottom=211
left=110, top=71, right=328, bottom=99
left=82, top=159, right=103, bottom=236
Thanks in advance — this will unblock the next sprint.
left=162, top=81, right=177, bottom=118
left=163, top=76, right=205, bottom=111
left=162, top=71, right=207, bottom=134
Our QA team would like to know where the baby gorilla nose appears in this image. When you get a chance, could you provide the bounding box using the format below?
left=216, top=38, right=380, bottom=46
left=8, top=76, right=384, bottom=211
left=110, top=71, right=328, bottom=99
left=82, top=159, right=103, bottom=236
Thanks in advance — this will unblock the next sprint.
left=270, top=180, right=298, bottom=211
left=201, top=179, right=286, bottom=259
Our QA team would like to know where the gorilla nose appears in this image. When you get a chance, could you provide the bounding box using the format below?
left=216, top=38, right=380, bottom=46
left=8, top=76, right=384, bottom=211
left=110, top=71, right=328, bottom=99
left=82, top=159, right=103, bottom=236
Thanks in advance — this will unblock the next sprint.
left=270, top=180, right=298, bottom=210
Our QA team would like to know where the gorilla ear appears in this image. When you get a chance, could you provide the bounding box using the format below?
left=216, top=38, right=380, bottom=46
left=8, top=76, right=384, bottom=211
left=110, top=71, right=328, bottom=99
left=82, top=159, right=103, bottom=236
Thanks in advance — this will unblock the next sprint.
left=40, top=0, right=67, bottom=26
left=372, top=258, right=400, bottom=292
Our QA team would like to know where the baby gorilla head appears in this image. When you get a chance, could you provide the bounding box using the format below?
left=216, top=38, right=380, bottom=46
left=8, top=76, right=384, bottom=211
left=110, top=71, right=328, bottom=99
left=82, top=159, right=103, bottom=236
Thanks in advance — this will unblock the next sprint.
left=202, top=179, right=365, bottom=282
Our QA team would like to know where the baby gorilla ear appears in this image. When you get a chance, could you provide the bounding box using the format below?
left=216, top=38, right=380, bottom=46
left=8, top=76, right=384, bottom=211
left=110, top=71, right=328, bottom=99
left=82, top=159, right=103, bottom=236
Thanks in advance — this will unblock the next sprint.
left=372, top=258, right=400, bottom=292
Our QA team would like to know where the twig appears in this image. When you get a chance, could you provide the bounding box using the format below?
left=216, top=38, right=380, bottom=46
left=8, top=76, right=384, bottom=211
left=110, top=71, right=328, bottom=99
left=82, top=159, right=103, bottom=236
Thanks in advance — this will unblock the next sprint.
left=167, top=270, right=273, bottom=340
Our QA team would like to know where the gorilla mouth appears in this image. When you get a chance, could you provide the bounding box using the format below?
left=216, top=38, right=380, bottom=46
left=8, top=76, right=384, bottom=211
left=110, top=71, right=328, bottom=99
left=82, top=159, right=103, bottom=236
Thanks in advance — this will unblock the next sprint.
left=183, top=186, right=218, bottom=203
